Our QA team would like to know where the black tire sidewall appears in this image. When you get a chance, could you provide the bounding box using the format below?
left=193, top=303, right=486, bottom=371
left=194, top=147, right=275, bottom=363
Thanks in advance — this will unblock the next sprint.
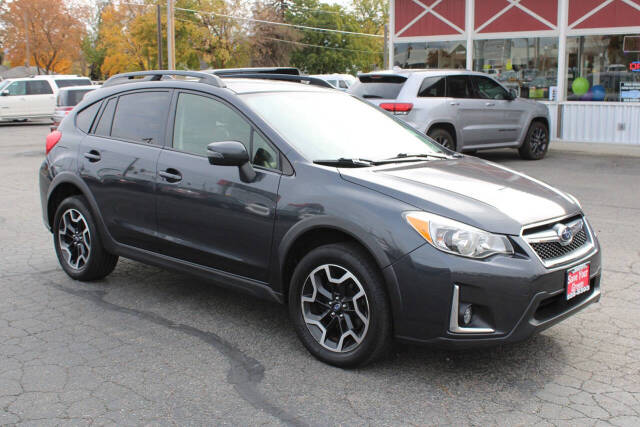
left=53, top=196, right=101, bottom=280
left=520, top=122, right=549, bottom=160
left=428, top=128, right=456, bottom=151
left=288, top=244, right=391, bottom=368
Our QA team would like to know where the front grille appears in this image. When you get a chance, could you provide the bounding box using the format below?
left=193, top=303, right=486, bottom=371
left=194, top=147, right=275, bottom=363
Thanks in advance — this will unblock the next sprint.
left=522, top=215, right=594, bottom=267
left=530, top=228, right=588, bottom=260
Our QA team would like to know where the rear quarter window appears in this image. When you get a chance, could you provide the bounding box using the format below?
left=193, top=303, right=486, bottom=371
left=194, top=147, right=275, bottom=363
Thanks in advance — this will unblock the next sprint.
left=76, top=102, right=102, bottom=133
left=350, top=75, right=407, bottom=99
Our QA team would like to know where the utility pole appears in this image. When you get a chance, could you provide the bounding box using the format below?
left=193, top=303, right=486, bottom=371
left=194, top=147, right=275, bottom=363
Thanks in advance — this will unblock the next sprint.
left=156, top=4, right=163, bottom=69
left=383, top=24, right=389, bottom=69
left=167, top=0, right=175, bottom=69
left=23, top=10, right=30, bottom=69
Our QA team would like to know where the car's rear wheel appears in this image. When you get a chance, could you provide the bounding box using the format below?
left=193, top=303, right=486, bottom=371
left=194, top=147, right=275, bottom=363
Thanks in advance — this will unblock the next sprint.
left=53, top=196, right=118, bottom=281
left=519, top=121, right=549, bottom=160
left=427, top=127, right=456, bottom=151
left=288, top=243, right=392, bottom=368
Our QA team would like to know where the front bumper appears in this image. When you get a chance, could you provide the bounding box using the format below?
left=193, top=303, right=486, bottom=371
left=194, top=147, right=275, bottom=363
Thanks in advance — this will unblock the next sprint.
left=387, top=234, right=601, bottom=347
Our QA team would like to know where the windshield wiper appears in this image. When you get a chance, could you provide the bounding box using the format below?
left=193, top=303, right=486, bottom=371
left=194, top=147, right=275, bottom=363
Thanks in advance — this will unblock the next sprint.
left=372, top=152, right=452, bottom=164
left=313, top=158, right=374, bottom=168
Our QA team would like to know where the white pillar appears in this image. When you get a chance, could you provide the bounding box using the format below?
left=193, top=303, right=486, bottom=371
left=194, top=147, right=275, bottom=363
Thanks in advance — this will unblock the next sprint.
left=557, top=0, right=568, bottom=102
left=466, top=0, right=474, bottom=70
left=389, top=0, right=395, bottom=69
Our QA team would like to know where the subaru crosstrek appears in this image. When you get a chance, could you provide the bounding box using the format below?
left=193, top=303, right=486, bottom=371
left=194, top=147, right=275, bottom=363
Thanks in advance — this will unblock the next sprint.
left=40, top=70, right=601, bottom=367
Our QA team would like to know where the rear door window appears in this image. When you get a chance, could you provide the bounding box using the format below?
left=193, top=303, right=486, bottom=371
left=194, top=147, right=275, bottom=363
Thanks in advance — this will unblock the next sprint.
left=76, top=102, right=102, bottom=133
left=446, top=76, right=473, bottom=98
left=27, top=80, right=54, bottom=95
left=418, top=76, right=446, bottom=97
left=350, top=75, right=407, bottom=99
left=93, top=98, right=117, bottom=136
left=111, top=91, right=171, bottom=145
left=54, top=78, right=92, bottom=88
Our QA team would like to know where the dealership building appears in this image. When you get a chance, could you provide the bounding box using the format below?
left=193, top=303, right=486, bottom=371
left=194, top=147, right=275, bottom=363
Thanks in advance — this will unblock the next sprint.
left=388, top=0, right=640, bottom=144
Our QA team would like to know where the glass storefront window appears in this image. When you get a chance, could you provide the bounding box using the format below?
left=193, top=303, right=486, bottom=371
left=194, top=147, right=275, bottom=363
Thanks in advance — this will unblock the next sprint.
left=567, top=34, right=640, bottom=102
left=473, top=38, right=558, bottom=100
left=394, top=41, right=467, bottom=69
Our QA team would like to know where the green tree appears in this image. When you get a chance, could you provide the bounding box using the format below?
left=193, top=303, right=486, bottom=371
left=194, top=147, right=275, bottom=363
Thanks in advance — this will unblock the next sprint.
left=285, top=0, right=383, bottom=74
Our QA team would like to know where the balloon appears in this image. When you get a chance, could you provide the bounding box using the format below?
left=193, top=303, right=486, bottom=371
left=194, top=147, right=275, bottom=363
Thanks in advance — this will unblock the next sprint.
left=572, top=77, right=590, bottom=96
left=591, top=85, right=605, bottom=101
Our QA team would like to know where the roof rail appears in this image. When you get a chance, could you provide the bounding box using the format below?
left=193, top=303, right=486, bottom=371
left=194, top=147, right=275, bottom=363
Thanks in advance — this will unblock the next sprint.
left=208, top=67, right=300, bottom=76
left=218, top=73, right=334, bottom=89
left=102, top=70, right=226, bottom=88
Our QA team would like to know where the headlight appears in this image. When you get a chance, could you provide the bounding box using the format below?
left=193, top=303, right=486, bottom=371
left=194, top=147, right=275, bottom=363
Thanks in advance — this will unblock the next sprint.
left=404, top=212, right=513, bottom=259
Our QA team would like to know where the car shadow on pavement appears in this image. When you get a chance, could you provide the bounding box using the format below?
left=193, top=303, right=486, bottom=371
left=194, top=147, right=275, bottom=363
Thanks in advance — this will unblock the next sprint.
left=74, top=257, right=567, bottom=393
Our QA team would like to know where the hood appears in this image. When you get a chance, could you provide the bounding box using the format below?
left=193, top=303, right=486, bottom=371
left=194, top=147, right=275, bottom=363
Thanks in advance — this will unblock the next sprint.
left=339, top=156, right=580, bottom=235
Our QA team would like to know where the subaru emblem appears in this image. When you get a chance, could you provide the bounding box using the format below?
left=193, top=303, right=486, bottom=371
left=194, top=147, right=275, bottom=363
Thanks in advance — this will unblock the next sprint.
left=553, top=223, right=573, bottom=246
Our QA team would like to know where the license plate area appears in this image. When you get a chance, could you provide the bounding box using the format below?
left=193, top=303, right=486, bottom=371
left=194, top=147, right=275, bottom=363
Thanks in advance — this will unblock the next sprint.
left=566, top=262, right=590, bottom=301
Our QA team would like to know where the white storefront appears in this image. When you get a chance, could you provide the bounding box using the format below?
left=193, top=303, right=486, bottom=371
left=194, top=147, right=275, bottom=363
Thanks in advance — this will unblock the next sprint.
left=389, top=0, right=640, bottom=144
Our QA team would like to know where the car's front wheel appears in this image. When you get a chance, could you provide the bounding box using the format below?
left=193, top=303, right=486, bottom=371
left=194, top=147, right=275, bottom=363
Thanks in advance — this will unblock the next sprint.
left=519, top=121, right=549, bottom=160
left=53, top=196, right=118, bottom=281
left=288, top=243, right=392, bottom=368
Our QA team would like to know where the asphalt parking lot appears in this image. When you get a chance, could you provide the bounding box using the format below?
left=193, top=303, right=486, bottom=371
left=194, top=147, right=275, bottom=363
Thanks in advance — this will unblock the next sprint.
left=1, top=122, right=639, bottom=426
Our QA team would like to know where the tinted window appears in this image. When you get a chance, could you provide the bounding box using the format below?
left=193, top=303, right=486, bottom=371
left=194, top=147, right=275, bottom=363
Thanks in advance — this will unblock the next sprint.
left=59, top=89, right=94, bottom=106
left=418, top=76, right=446, bottom=97
left=446, top=76, right=472, bottom=98
left=27, top=80, right=53, bottom=95
left=472, top=76, right=509, bottom=100
left=338, top=80, right=348, bottom=89
left=94, top=98, right=116, bottom=136
left=54, top=78, right=92, bottom=88
left=76, top=102, right=102, bottom=133
left=350, top=75, right=407, bottom=99
left=111, top=92, right=170, bottom=144
left=6, top=81, right=26, bottom=96
left=173, top=92, right=251, bottom=156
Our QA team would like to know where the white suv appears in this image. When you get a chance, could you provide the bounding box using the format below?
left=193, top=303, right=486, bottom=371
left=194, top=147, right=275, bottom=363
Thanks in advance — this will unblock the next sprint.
left=350, top=69, right=552, bottom=160
left=0, top=75, right=92, bottom=121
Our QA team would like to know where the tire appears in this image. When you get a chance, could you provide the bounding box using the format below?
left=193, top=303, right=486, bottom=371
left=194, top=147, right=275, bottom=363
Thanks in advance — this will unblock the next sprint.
left=53, top=196, right=118, bottom=281
left=519, top=121, right=549, bottom=160
left=427, top=127, right=456, bottom=151
left=288, top=242, right=392, bottom=368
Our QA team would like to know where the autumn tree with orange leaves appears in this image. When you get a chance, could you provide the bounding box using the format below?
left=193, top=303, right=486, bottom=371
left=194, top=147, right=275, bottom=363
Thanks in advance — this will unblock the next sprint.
left=0, top=0, right=88, bottom=74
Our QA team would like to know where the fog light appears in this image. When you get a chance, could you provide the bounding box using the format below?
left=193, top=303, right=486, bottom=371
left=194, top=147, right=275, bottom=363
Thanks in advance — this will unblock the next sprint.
left=462, top=305, right=473, bottom=325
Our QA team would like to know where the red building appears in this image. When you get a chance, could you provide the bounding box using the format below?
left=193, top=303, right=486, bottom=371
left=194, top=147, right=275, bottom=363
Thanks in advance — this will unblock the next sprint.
left=389, top=0, right=640, bottom=144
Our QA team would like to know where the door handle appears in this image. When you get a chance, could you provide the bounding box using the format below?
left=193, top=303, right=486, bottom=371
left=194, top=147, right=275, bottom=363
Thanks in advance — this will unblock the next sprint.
left=159, top=169, right=182, bottom=183
left=485, top=102, right=495, bottom=106
left=83, top=150, right=101, bottom=162
left=450, top=101, right=460, bottom=106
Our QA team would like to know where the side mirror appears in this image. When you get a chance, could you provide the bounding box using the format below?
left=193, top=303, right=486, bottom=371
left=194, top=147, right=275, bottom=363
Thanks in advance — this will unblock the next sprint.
left=1, top=90, right=9, bottom=96
left=207, top=141, right=256, bottom=183
left=508, top=88, right=518, bottom=100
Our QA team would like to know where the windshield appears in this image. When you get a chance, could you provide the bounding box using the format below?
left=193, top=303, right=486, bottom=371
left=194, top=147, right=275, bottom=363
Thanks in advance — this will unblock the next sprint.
left=241, top=91, right=445, bottom=162
left=0, top=80, right=10, bottom=91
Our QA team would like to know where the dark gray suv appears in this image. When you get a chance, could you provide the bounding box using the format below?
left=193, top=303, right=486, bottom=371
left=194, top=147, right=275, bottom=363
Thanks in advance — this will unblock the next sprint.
left=39, top=71, right=601, bottom=368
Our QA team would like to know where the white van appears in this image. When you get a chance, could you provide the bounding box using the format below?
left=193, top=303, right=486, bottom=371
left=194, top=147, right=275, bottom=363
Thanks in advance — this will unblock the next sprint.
left=0, top=75, right=92, bottom=121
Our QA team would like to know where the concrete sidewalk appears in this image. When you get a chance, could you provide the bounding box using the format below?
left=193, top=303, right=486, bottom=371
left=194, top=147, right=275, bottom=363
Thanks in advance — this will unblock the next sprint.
left=550, top=140, right=640, bottom=157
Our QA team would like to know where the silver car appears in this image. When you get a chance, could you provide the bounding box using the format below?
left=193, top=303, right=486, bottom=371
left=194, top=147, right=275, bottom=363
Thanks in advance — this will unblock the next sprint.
left=350, top=70, right=551, bottom=160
